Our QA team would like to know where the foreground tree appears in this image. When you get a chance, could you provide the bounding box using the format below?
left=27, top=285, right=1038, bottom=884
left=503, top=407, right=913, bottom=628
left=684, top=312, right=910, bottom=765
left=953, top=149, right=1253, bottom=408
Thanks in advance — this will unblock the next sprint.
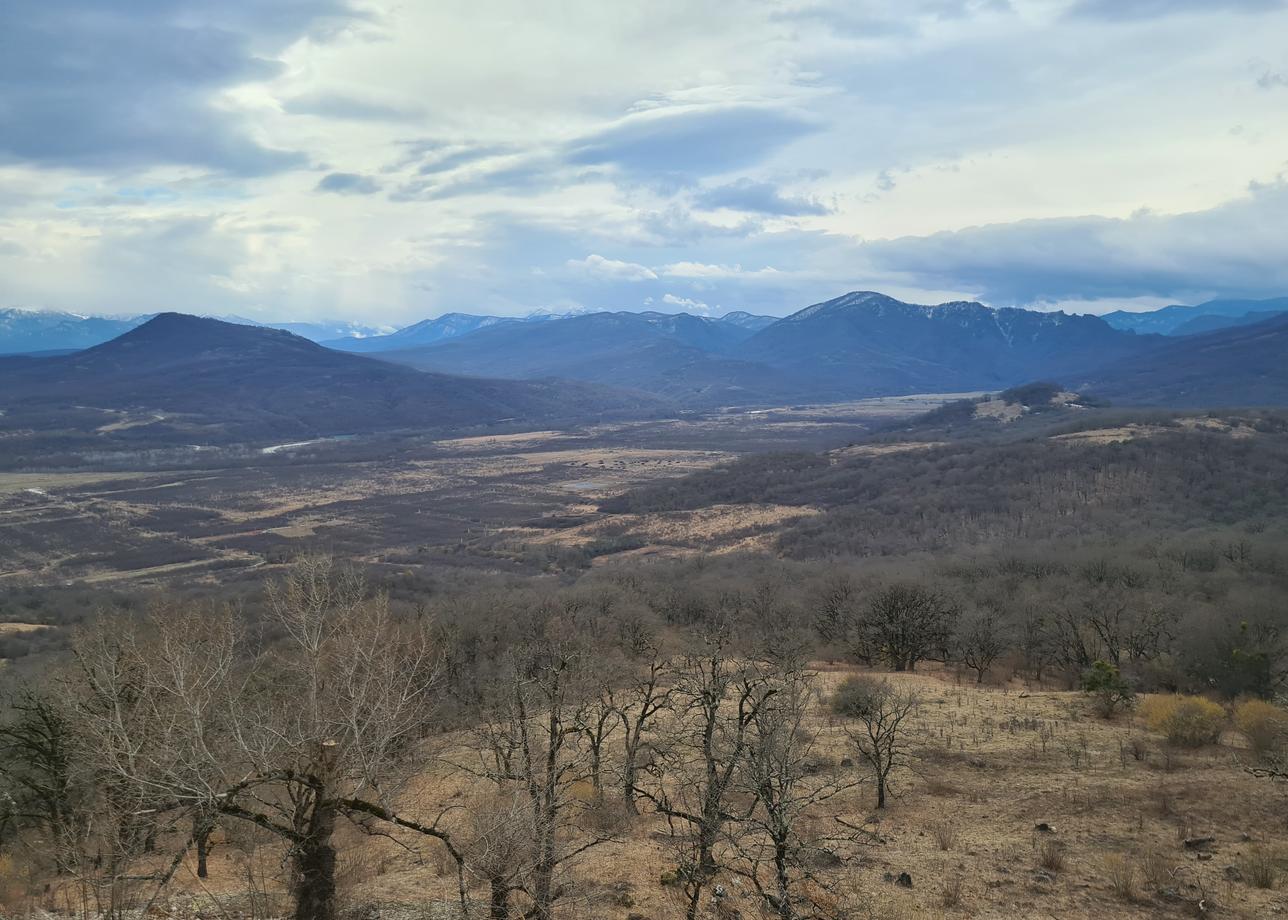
left=732, top=667, right=858, bottom=919
left=639, top=630, right=778, bottom=920
left=72, top=558, right=455, bottom=920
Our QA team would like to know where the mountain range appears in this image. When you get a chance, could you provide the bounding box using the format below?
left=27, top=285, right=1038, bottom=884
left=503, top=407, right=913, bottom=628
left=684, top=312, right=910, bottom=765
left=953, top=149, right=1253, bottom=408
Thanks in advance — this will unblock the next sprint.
left=0, top=308, right=390, bottom=354
left=0, top=314, right=660, bottom=447
left=1100, top=296, right=1288, bottom=336
left=2, top=292, right=1287, bottom=456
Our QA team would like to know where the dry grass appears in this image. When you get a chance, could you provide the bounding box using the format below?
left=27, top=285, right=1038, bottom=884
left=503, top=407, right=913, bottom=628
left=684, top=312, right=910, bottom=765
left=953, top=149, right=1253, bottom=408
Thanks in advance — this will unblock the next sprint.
left=1103, top=852, right=1138, bottom=902
left=1240, top=845, right=1279, bottom=890
left=930, top=820, right=958, bottom=851
left=9, top=669, right=1288, bottom=920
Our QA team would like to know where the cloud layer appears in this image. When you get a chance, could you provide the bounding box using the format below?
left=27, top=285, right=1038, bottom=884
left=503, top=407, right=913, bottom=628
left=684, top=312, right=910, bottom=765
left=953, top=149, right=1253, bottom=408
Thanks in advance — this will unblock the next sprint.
left=0, top=0, right=1286, bottom=321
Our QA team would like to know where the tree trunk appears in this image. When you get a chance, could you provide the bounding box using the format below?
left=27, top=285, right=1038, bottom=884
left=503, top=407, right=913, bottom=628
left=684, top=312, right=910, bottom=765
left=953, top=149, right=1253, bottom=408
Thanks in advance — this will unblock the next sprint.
left=622, top=756, right=638, bottom=815
left=489, top=876, right=509, bottom=920
left=194, top=813, right=213, bottom=879
left=876, top=772, right=887, bottom=809
left=773, top=836, right=793, bottom=920
left=293, top=798, right=338, bottom=920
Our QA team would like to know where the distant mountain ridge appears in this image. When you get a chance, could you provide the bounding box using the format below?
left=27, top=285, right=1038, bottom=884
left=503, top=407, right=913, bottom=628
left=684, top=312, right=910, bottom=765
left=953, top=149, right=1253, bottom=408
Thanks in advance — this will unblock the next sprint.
left=1082, top=312, right=1288, bottom=407
left=0, top=314, right=661, bottom=447
left=0, top=308, right=145, bottom=354
left=0, top=308, right=388, bottom=354
left=378, top=291, right=1162, bottom=406
left=1101, top=297, right=1288, bottom=336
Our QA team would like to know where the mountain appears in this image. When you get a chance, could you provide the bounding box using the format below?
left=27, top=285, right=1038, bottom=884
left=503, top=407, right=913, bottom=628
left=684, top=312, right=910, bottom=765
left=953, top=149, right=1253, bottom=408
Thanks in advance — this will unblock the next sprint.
left=0, top=314, right=661, bottom=446
left=376, top=310, right=785, bottom=404
left=1082, top=312, right=1288, bottom=407
left=0, top=308, right=146, bottom=354
left=717, top=311, right=777, bottom=331
left=325, top=313, right=520, bottom=352
left=1171, top=309, right=1287, bottom=336
left=734, top=291, right=1151, bottom=399
left=229, top=317, right=393, bottom=342
left=1101, top=297, right=1288, bottom=336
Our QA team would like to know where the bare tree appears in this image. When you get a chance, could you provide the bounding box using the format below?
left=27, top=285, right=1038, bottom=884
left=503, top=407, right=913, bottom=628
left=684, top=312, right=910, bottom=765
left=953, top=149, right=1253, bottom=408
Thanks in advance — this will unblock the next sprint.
left=831, top=677, right=919, bottom=809
left=956, top=607, right=1010, bottom=684
left=69, top=558, right=456, bottom=920
left=638, top=632, right=777, bottom=920
left=469, top=629, right=611, bottom=920
left=614, top=648, right=672, bottom=816
left=731, top=668, right=858, bottom=920
left=855, top=584, right=957, bottom=672
left=0, top=688, right=84, bottom=872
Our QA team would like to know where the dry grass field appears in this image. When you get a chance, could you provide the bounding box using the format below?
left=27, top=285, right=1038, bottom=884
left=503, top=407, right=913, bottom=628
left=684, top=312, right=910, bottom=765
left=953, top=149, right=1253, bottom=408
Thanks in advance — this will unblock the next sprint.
left=10, top=668, right=1285, bottom=920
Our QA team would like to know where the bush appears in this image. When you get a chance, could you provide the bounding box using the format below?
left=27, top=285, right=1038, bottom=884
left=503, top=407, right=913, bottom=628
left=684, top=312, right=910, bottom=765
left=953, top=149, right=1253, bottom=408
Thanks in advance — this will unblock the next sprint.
left=1233, top=699, right=1288, bottom=757
left=1141, top=695, right=1226, bottom=748
left=1240, top=845, right=1279, bottom=889
left=831, top=675, right=887, bottom=719
left=1081, top=660, right=1135, bottom=718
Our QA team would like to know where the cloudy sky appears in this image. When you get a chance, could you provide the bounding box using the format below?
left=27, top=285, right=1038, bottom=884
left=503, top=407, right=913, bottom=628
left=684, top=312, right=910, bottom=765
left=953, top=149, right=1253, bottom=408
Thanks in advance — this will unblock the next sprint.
left=1, top=0, right=1286, bottom=323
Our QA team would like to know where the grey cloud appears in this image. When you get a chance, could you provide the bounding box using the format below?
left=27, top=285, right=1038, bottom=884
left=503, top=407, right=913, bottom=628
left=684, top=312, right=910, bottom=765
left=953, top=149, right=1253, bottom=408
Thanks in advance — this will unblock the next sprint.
left=1258, top=69, right=1288, bottom=89
left=566, top=104, right=821, bottom=179
left=860, top=179, right=1288, bottom=303
left=693, top=179, right=831, bottom=216
left=283, top=91, right=425, bottom=122
left=0, top=0, right=361, bottom=175
left=317, top=172, right=381, bottom=194
left=1068, top=0, right=1285, bottom=20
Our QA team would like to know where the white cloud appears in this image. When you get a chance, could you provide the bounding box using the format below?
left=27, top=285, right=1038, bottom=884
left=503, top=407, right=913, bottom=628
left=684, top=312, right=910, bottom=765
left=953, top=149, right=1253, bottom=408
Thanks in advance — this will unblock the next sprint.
left=662, top=293, right=711, bottom=313
left=566, top=254, right=657, bottom=281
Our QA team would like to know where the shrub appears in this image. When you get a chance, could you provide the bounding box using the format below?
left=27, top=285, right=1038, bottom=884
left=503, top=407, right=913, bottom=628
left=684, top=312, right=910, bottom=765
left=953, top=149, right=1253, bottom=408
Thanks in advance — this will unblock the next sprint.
left=1240, top=846, right=1279, bottom=890
left=939, top=874, right=964, bottom=908
left=931, top=820, right=957, bottom=851
left=1233, top=699, right=1288, bottom=757
left=1081, top=660, right=1135, bottom=718
left=1103, top=853, right=1137, bottom=901
left=1141, top=695, right=1225, bottom=748
left=1037, top=837, right=1065, bottom=871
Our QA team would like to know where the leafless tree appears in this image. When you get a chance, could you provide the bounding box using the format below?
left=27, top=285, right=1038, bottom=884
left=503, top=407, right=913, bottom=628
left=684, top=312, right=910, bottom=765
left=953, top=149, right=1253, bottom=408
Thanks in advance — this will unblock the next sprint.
left=613, top=647, right=672, bottom=815
left=468, top=627, right=612, bottom=920
left=69, top=558, right=459, bottom=920
left=831, top=676, right=919, bottom=809
left=730, top=667, right=858, bottom=919
left=956, top=606, right=1009, bottom=684
left=855, top=584, right=957, bottom=672
left=638, top=631, right=777, bottom=920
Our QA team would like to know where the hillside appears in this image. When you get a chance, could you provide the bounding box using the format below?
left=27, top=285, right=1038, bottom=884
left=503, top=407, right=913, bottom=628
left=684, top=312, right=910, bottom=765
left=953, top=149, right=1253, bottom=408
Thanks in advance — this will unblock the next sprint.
left=377, top=310, right=785, bottom=403
left=0, top=314, right=661, bottom=448
left=600, top=405, right=1288, bottom=557
left=1102, top=296, right=1288, bottom=335
left=326, top=312, right=519, bottom=352
left=735, top=291, right=1150, bottom=399
left=1083, top=313, right=1288, bottom=407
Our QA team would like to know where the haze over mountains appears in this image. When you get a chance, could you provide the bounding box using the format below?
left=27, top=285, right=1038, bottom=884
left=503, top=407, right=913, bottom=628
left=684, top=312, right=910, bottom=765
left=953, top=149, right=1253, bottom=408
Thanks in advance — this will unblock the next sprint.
left=2, top=291, right=1287, bottom=458
left=0, top=308, right=390, bottom=354
left=0, top=314, right=660, bottom=449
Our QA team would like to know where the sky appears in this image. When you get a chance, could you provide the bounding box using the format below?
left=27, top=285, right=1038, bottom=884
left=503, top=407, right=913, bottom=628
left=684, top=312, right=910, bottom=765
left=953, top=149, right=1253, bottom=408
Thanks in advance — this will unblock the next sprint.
left=1, top=0, right=1286, bottom=324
